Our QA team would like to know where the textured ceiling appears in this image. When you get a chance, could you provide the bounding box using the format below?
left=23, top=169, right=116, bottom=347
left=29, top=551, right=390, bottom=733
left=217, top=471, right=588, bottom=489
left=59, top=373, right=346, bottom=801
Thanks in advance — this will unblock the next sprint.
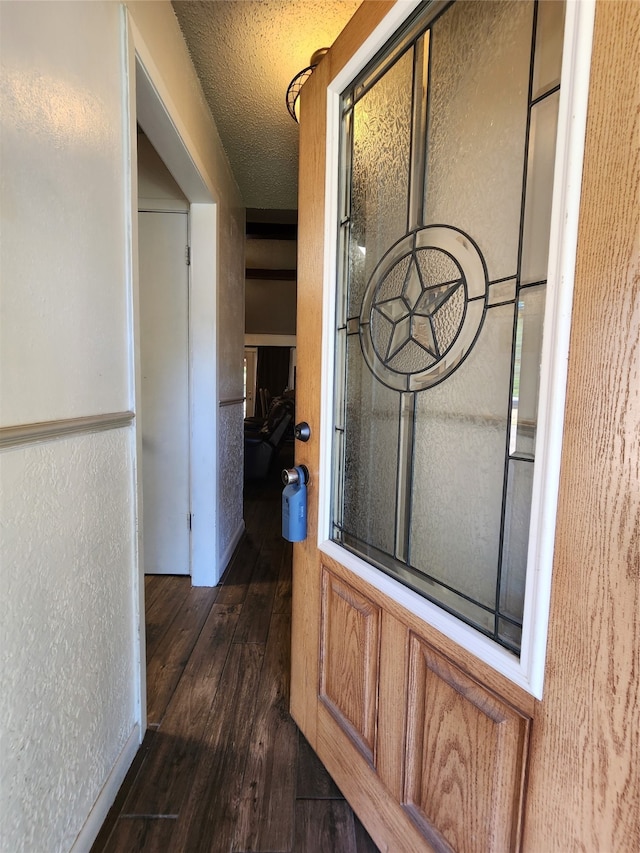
left=171, top=0, right=361, bottom=210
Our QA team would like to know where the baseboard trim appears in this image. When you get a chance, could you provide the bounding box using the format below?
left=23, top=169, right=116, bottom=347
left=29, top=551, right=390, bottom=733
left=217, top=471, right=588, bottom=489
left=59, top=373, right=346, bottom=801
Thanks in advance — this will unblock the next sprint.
left=70, top=723, right=141, bottom=853
left=219, top=519, right=246, bottom=581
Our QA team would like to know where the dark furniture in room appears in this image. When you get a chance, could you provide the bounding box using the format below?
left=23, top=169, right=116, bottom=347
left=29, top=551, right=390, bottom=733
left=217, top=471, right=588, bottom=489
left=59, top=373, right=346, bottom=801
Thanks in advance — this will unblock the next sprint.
left=244, top=396, right=293, bottom=480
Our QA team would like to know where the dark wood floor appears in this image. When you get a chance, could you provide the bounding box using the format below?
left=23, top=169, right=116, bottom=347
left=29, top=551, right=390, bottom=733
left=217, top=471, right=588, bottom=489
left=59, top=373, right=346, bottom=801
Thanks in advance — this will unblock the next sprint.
left=92, top=449, right=379, bottom=852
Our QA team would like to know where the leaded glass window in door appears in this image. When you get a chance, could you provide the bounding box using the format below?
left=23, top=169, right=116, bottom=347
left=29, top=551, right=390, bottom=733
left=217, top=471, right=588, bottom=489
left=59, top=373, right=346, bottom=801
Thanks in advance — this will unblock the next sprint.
left=332, top=0, right=566, bottom=654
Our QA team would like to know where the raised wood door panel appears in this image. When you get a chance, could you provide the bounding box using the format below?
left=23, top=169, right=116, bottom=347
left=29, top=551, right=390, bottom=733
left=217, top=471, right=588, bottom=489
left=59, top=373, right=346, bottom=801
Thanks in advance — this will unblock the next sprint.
left=316, top=562, right=531, bottom=853
left=320, top=567, right=381, bottom=764
left=404, top=636, right=530, bottom=853
left=320, top=553, right=536, bottom=720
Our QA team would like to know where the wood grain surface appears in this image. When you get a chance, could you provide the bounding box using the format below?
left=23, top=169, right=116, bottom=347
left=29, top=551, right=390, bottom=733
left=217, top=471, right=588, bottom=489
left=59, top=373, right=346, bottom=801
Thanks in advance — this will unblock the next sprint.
left=523, top=0, right=640, bottom=849
left=103, top=816, right=176, bottom=853
left=232, top=611, right=298, bottom=852
left=289, top=43, right=331, bottom=747
left=123, top=602, right=241, bottom=816
left=145, top=584, right=218, bottom=725
left=404, top=637, right=529, bottom=853
left=320, top=569, right=381, bottom=764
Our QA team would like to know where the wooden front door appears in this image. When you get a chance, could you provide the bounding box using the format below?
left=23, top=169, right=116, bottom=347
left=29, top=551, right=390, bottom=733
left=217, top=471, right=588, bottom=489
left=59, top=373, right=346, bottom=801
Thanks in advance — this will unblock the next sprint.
left=291, top=1, right=638, bottom=851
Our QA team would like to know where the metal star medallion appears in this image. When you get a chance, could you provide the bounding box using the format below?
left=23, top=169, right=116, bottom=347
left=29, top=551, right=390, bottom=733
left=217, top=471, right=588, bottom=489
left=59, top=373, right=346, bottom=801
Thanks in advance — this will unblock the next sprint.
left=373, top=253, right=463, bottom=364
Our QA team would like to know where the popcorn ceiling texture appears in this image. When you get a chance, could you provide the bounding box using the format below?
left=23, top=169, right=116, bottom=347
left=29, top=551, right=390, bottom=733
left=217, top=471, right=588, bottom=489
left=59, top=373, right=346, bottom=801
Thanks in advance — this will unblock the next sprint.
left=172, top=0, right=361, bottom=208
left=0, top=430, right=136, bottom=853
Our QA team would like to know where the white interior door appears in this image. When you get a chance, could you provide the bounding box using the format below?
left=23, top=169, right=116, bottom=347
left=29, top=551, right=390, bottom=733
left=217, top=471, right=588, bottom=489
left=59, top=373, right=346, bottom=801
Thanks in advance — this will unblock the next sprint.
left=138, top=210, right=190, bottom=575
left=244, top=346, right=257, bottom=417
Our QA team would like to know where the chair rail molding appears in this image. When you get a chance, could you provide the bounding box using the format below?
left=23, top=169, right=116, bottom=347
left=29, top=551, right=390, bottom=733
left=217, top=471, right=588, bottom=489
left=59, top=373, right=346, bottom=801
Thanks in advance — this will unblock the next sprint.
left=0, top=411, right=135, bottom=450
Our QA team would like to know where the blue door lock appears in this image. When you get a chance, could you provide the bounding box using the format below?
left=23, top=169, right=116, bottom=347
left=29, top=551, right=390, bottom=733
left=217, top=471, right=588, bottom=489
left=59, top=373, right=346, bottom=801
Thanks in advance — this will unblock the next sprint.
left=282, top=465, right=309, bottom=542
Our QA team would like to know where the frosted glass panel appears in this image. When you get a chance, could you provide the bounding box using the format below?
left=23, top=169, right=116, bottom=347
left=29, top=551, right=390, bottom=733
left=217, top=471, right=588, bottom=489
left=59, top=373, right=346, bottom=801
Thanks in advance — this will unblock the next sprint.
left=349, top=48, right=414, bottom=318
left=424, top=0, right=533, bottom=281
left=342, top=335, right=398, bottom=555
left=332, top=0, right=565, bottom=654
left=512, top=285, right=546, bottom=457
left=410, top=305, right=514, bottom=607
left=521, top=92, right=560, bottom=285
left=498, top=619, right=522, bottom=651
left=532, top=0, right=565, bottom=99
left=488, top=278, right=517, bottom=305
left=500, top=459, right=535, bottom=622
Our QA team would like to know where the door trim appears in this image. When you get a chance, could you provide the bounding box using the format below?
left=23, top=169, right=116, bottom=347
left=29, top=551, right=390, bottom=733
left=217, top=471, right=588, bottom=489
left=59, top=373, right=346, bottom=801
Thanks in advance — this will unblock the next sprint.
left=123, top=8, right=220, bottom=731
left=128, top=22, right=220, bottom=589
left=317, top=0, right=597, bottom=698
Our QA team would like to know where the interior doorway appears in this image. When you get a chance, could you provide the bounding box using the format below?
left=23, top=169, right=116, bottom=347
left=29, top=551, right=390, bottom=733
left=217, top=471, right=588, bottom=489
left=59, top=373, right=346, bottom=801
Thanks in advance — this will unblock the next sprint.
left=137, top=127, right=192, bottom=578
left=129, top=39, right=219, bottom=730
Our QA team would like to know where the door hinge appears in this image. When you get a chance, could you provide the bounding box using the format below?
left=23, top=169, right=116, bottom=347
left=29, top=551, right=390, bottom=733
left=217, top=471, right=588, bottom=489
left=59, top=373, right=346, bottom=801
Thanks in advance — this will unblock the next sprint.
left=186, top=245, right=191, bottom=266
left=188, top=512, right=192, bottom=531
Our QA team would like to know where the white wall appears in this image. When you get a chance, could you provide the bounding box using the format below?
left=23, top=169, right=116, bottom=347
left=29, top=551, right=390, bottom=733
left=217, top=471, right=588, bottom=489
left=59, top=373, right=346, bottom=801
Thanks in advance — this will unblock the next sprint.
left=0, top=1, right=245, bottom=850
left=0, top=3, right=129, bottom=424
left=137, top=131, right=189, bottom=210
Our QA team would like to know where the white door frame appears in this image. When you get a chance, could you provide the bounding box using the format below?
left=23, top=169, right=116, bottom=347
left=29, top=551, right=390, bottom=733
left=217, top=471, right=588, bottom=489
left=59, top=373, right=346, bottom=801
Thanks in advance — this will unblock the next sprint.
left=124, top=11, right=219, bottom=730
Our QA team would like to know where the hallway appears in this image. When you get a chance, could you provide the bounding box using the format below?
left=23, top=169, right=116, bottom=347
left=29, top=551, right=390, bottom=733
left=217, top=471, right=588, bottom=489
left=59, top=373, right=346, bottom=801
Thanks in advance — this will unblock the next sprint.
left=92, top=456, right=379, bottom=852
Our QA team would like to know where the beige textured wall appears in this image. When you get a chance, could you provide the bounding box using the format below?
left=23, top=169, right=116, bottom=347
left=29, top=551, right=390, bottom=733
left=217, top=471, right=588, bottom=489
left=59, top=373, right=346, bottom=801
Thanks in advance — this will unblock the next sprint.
left=0, top=3, right=137, bottom=850
left=246, top=279, right=297, bottom=336
left=0, top=1, right=246, bottom=849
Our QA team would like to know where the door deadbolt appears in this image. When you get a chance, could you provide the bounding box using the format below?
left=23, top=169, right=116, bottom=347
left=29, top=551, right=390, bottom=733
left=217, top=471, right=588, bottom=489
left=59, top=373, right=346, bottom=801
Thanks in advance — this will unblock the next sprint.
left=294, top=421, right=311, bottom=442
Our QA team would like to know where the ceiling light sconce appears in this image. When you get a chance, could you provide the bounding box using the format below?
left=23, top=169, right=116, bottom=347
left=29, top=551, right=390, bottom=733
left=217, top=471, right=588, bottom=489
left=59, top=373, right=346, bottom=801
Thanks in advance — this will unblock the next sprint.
left=286, top=48, right=329, bottom=123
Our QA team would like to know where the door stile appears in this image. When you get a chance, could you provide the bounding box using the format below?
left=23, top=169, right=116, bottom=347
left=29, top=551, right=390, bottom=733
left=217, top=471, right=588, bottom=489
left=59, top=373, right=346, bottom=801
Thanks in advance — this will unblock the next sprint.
left=522, top=1, right=640, bottom=846
left=289, top=53, right=331, bottom=749
left=290, top=0, right=397, bottom=751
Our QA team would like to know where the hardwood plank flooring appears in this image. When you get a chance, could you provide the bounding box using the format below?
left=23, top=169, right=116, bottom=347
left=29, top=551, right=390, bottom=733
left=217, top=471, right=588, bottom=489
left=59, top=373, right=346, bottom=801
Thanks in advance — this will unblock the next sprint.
left=145, top=575, right=192, bottom=661
left=231, top=611, right=297, bottom=852
left=146, top=585, right=219, bottom=726
left=294, top=801, right=364, bottom=853
left=103, top=817, right=177, bottom=852
left=92, top=446, right=379, bottom=852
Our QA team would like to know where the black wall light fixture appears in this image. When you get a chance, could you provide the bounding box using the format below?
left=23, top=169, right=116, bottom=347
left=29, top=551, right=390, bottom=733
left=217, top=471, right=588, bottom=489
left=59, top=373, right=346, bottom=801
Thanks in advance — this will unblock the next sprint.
left=286, top=48, right=329, bottom=122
